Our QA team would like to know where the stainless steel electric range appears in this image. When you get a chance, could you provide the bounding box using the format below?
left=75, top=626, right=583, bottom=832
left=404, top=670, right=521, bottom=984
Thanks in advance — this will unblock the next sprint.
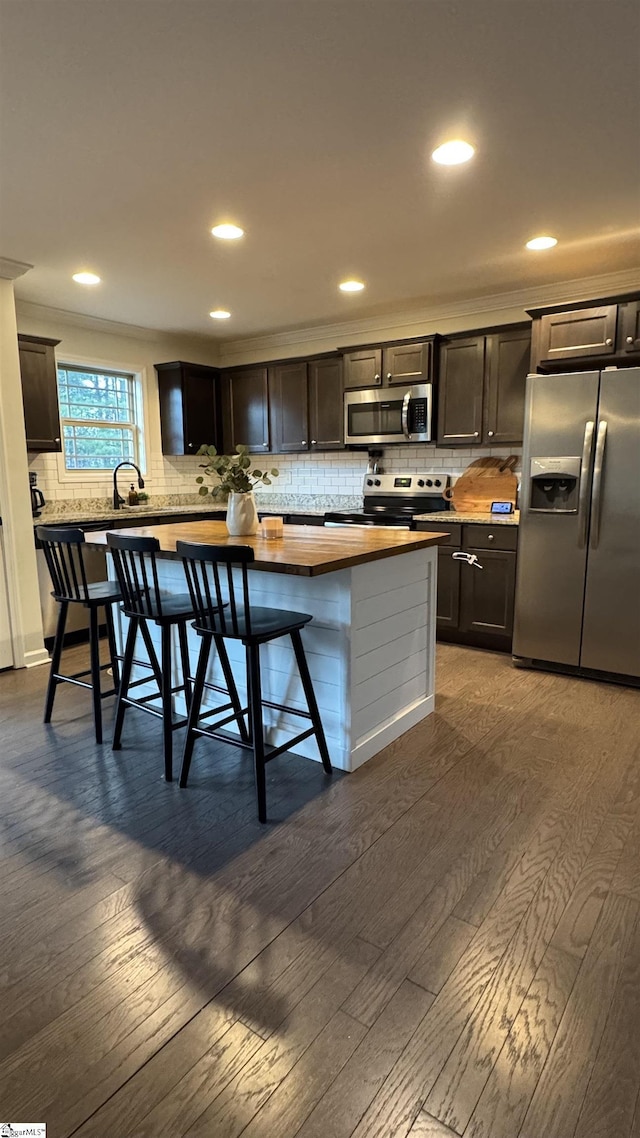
left=324, top=472, right=451, bottom=529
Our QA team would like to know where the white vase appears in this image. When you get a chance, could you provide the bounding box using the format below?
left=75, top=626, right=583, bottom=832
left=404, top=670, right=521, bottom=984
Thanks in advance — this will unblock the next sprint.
left=226, top=491, right=259, bottom=536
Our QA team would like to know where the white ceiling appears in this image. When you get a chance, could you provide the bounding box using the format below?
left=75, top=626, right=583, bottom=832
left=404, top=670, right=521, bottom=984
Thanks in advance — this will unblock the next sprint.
left=1, top=0, right=639, bottom=341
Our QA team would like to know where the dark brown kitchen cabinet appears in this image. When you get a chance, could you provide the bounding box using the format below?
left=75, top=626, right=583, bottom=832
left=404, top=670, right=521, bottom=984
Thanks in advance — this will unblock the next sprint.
left=437, top=336, right=485, bottom=445
left=269, top=361, right=308, bottom=453
left=18, top=334, right=62, bottom=451
left=383, top=340, right=433, bottom=385
left=225, top=366, right=270, bottom=454
left=416, top=519, right=518, bottom=651
left=437, top=325, right=530, bottom=447
left=459, top=546, right=516, bottom=643
left=342, top=347, right=382, bottom=389
left=618, top=299, right=640, bottom=353
left=155, top=361, right=220, bottom=455
left=308, top=356, right=344, bottom=450
left=537, top=305, right=618, bottom=363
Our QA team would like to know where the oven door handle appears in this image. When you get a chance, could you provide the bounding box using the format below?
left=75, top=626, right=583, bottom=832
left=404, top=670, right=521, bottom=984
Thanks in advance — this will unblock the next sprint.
left=401, top=390, right=412, bottom=440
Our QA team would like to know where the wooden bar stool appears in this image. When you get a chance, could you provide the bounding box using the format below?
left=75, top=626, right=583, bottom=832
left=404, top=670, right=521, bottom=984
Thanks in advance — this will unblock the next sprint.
left=36, top=525, right=122, bottom=744
left=177, top=540, right=332, bottom=823
left=106, top=532, right=244, bottom=782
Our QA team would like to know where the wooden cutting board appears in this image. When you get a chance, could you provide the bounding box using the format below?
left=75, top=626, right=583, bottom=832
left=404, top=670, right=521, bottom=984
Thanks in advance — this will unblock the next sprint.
left=444, top=456, right=518, bottom=514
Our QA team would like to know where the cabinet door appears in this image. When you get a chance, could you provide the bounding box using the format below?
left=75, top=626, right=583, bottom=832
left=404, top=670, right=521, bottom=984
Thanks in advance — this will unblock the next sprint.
left=342, top=348, right=382, bottom=389
left=459, top=548, right=516, bottom=640
left=182, top=368, right=218, bottom=453
left=538, top=305, right=618, bottom=362
left=484, top=327, right=531, bottom=444
left=18, top=335, right=62, bottom=451
left=308, top=357, right=344, bottom=450
left=618, top=300, right=640, bottom=353
left=437, top=337, right=485, bottom=445
left=382, top=341, right=432, bottom=385
left=436, top=549, right=461, bottom=629
left=269, top=362, right=309, bottom=453
left=228, top=367, right=270, bottom=453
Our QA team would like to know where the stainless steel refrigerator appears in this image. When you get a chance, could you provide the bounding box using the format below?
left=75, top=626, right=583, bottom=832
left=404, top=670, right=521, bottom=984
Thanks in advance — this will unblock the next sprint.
left=513, top=367, right=640, bottom=681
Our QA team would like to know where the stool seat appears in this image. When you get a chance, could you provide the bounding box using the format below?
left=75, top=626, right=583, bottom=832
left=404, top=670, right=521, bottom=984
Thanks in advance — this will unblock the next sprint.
left=51, top=579, right=123, bottom=606
left=196, top=606, right=312, bottom=642
left=131, top=592, right=195, bottom=624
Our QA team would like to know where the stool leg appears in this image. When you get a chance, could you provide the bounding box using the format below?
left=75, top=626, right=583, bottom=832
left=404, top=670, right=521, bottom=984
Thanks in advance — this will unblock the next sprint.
left=179, top=633, right=211, bottom=788
left=177, top=619, right=192, bottom=709
left=112, top=616, right=138, bottom=750
left=246, top=643, right=267, bottom=823
left=44, top=600, right=68, bottom=723
left=104, top=602, right=120, bottom=694
left=215, top=634, right=249, bottom=743
left=89, top=605, right=103, bottom=744
left=290, top=628, right=332, bottom=774
left=161, top=624, right=173, bottom=782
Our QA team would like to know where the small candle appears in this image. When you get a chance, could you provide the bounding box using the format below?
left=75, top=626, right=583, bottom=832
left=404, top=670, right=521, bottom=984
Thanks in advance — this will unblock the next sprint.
left=261, top=516, right=284, bottom=540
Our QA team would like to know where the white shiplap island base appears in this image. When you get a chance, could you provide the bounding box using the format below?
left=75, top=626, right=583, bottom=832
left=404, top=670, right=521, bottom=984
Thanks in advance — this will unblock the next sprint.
left=85, top=521, right=446, bottom=772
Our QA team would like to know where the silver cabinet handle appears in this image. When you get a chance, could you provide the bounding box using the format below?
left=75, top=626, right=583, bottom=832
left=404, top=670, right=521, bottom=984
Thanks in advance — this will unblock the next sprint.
left=386, top=372, right=393, bottom=380
left=188, top=442, right=194, bottom=448
left=474, top=431, right=480, bottom=437
left=374, top=374, right=381, bottom=381
left=487, top=534, right=495, bottom=542
left=605, top=338, right=613, bottom=346
left=590, top=420, right=608, bottom=549
left=452, top=551, right=483, bottom=569
left=54, top=436, right=61, bottom=443
left=311, top=439, right=317, bottom=446
left=578, top=420, right=595, bottom=548
left=401, top=390, right=411, bottom=440
left=301, top=440, right=306, bottom=446
left=627, top=336, right=634, bottom=344
left=487, top=430, right=494, bottom=437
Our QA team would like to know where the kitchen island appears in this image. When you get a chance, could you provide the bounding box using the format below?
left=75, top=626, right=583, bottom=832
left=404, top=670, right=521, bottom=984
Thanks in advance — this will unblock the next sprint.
left=85, top=521, right=447, bottom=771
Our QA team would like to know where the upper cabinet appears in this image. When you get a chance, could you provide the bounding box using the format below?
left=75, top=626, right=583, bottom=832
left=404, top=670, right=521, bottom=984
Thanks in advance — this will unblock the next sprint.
left=223, top=366, right=270, bottom=454
left=18, top=334, right=62, bottom=452
left=437, top=325, right=530, bottom=447
left=269, top=361, right=308, bottom=453
left=342, top=337, right=436, bottom=389
left=308, top=356, right=343, bottom=450
left=155, top=360, right=220, bottom=455
left=529, top=294, right=640, bottom=371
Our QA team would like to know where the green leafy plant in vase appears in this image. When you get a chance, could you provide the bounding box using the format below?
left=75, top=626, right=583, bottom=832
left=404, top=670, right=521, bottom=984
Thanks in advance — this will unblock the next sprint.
left=196, top=444, right=279, bottom=535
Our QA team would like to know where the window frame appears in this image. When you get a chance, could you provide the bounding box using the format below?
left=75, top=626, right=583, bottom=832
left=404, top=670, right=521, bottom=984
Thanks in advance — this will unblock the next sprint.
left=54, top=354, right=148, bottom=483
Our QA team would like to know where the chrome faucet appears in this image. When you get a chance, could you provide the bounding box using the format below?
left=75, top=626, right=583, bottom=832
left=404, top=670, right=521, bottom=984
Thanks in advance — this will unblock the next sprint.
left=112, top=461, right=145, bottom=509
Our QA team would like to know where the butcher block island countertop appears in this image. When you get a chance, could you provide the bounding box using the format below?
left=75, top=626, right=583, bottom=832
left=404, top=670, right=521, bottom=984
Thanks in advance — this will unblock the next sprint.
left=87, top=520, right=447, bottom=773
left=84, top=519, right=450, bottom=575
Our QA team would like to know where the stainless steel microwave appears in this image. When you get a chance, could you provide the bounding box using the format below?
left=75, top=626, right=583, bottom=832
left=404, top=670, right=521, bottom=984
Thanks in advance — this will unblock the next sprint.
left=344, top=383, right=433, bottom=446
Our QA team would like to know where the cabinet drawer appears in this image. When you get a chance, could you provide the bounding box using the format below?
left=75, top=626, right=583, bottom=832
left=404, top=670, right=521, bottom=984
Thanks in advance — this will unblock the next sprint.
left=415, top=521, right=461, bottom=545
left=462, top=524, right=517, bottom=551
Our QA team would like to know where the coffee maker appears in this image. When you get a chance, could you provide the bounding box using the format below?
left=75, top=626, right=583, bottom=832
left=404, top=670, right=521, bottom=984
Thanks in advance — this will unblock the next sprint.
left=30, top=471, right=45, bottom=517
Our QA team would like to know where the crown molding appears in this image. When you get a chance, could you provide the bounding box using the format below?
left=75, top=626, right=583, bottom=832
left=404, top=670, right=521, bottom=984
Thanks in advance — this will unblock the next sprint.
left=14, top=299, right=219, bottom=354
left=0, top=257, right=33, bottom=281
left=218, top=267, right=640, bottom=364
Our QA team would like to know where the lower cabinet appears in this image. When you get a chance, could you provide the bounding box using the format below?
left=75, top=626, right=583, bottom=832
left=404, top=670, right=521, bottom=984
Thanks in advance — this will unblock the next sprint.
left=418, top=521, right=518, bottom=652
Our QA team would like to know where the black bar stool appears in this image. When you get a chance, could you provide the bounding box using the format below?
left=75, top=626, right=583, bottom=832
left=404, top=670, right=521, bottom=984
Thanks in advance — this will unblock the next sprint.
left=106, top=532, right=244, bottom=782
left=177, top=540, right=332, bottom=823
left=36, top=525, right=122, bottom=744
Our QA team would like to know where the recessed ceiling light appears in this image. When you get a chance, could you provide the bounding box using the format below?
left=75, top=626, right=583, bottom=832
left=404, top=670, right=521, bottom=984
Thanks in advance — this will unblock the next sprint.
left=210, top=224, right=244, bottom=240
left=339, top=280, right=365, bottom=293
left=72, top=271, right=101, bottom=285
left=209, top=309, right=231, bottom=319
left=431, top=140, right=475, bottom=165
left=526, top=235, right=558, bottom=250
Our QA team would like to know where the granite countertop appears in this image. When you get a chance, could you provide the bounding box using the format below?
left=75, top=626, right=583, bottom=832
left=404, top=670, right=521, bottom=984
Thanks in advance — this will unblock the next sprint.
left=414, top=510, right=520, bottom=526
left=31, top=498, right=348, bottom=528
left=84, top=518, right=449, bottom=576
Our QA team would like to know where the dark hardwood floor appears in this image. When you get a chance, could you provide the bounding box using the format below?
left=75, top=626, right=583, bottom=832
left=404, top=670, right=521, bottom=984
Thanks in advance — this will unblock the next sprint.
left=0, top=640, right=639, bottom=1137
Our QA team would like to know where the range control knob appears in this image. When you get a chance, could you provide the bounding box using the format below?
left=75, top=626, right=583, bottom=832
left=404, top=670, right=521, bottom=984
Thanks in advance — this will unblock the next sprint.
left=366, top=478, right=374, bottom=487
left=417, top=479, right=425, bottom=487
left=374, top=478, right=381, bottom=486
left=434, top=479, right=442, bottom=487
left=426, top=479, right=433, bottom=487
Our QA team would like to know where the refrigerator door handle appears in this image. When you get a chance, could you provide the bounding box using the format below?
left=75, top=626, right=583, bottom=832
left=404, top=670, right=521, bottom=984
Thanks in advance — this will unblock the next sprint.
left=589, top=420, right=608, bottom=549
left=578, top=420, right=595, bottom=548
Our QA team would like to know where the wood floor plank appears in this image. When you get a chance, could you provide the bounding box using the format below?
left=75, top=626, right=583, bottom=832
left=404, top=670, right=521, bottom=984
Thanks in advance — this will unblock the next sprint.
left=407, top=1113, right=459, bottom=1136
left=517, top=891, right=639, bottom=1138
left=408, top=916, right=477, bottom=995
left=464, top=944, right=580, bottom=1138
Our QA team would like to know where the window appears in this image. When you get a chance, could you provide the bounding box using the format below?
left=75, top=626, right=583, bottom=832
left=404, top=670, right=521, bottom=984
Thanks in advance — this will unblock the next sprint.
left=56, top=364, right=143, bottom=472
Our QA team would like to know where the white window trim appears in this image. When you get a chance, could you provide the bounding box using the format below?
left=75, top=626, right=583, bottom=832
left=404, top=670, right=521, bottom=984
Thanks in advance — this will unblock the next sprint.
left=55, top=353, right=149, bottom=484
